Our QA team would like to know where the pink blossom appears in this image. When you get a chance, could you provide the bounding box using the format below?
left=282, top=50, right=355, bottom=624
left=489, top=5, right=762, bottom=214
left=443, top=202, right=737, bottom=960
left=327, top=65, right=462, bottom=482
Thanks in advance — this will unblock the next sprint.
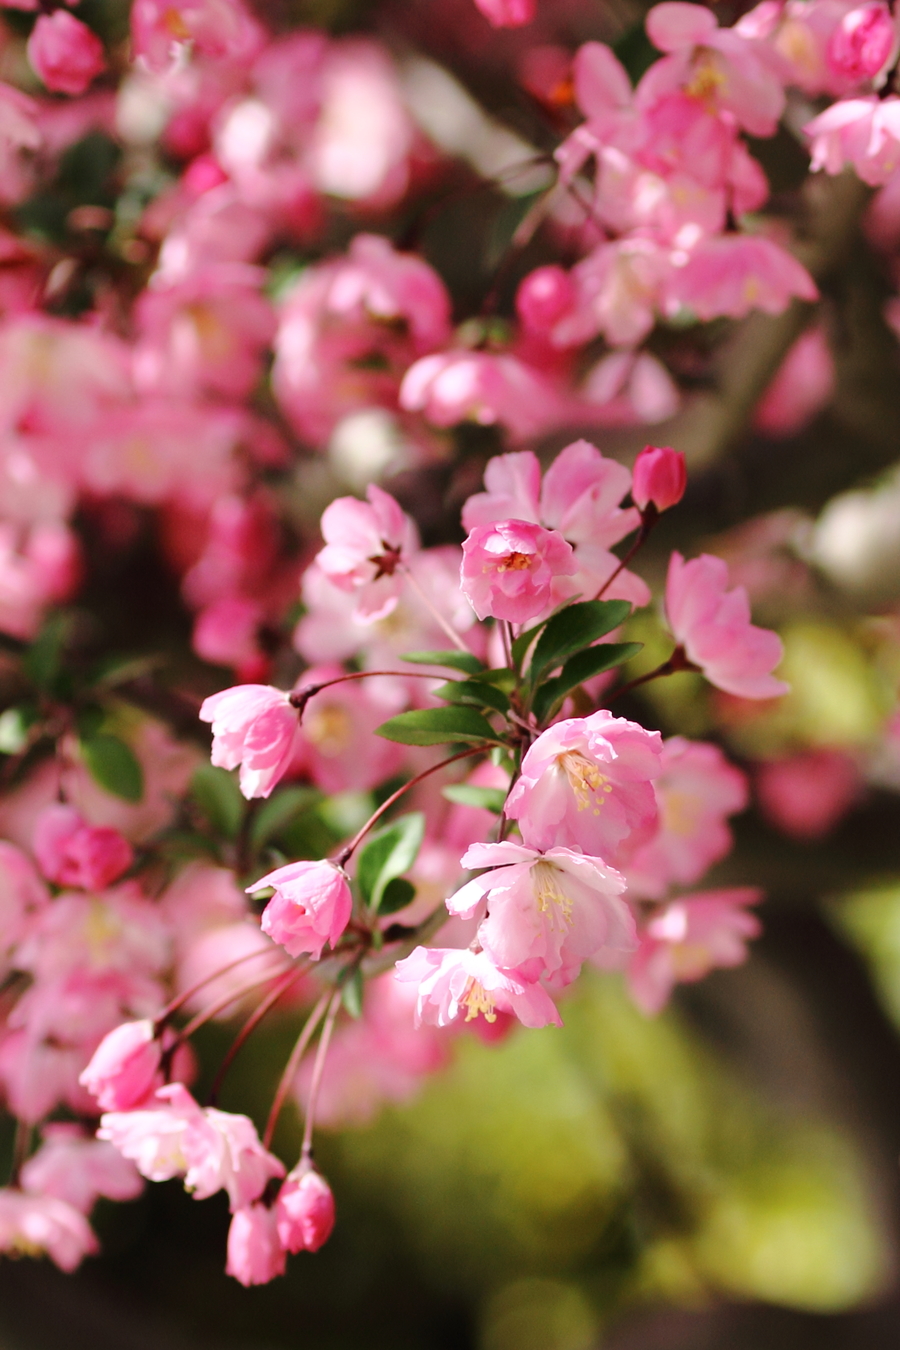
left=756, top=749, right=861, bottom=839
left=200, top=684, right=300, bottom=799
left=827, top=3, right=897, bottom=84
left=554, top=238, right=673, bottom=349
left=516, top=266, right=577, bottom=337
left=292, top=666, right=406, bottom=794
left=251, top=860, right=352, bottom=961
left=0, top=84, right=41, bottom=206
left=627, top=887, right=762, bottom=1014
left=99, top=1083, right=284, bottom=1211
left=754, top=326, right=835, bottom=436
left=0, top=841, right=47, bottom=962
left=631, top=446, right=687, bottom=514
left=316, top=484, right=418, bottom=623
left=399, top=350, right=565, bottom=443
left=667, top=236, right=817, bottom=322
left=20, top=1125, right=143, bottom=1213
left=665, top=551, right=790, bottom=699
left=78, top=1019, right=162, bottom=1112
left=27, top=12, right=106, bottom=96
left=130, top=0, right=264, bottom=74
left=473, top=0, right=536, bottom=27
left=394, top=946, right=563, bottom=1029
left=505, top=712, right=662, bottom=865
left=0, top=1189, right=97, bottom=1272
left=33, top=805, right=133, bottom=891
left=460, top=519, right=575, bottom=624
left=0, top=521, right=81, bottom=641
left=276, top=1164, right=335, bottom=1253
left=463, top=441, right=649, bottom=608
left=226, top=1204, right=286, bottom=1285
left=192, top=597, right=267, bottom=681
left=805, top=95, right=900, bottom=185
left=626, top=737, right=749, bottom=900
left=449, top=840, right=634, bottom=982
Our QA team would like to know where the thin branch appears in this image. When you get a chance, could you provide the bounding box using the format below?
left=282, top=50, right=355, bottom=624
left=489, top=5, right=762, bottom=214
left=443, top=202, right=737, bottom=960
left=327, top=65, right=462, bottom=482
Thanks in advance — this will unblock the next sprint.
left=206, top=966, right=307, bottom=1106
left=263, top=990, right=331, bottom=1150
left=300, top=989, right=343, bottom=1161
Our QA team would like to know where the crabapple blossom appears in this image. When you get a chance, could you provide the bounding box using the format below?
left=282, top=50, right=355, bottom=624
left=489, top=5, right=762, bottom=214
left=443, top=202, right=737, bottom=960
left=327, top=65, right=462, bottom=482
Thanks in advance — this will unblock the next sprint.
left=826, top=3, right=897, bottom=84
left=459, top=519, right=575, bottom=623
left=20, top=1125, right=143, bottom=1213
left=631, top=446, right=687, bottom=514
left=755, top=749, right=861, bottom=839
left=505, top=712, right=662, bottom=865
left=394, top=947, right=563, bottom=1030
left=200, top=684, right=300, bottom=799
left=805, top=95, right=900, bottom=185
left=275, top=1164, right=335, bottom=1253
left=315, top=485, right=418, bottom=623
left=226, top=1203, right=286, bottom=1286
left=473, top=0, right=536, bottom=27
left=627, top=888, right=762, bottom=1014
left=32, top=805, right=133, bottom=892
left=79, top=1019, right=162, bottom=1112
left=251, top=860, right=352, bottom=961
left=0, top=1190, right=97, bottom=1272
left=293, top=667, right=406, bottom=794
left=665, top=552, right=790, bottom=699
left=448, top=840, right=635, bottom=982
left=26, top=13, right=106, bottom=96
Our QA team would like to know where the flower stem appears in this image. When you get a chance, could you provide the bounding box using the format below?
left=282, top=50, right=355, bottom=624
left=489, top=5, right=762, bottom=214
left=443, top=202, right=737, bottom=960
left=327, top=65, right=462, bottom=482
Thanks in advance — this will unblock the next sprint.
left=155, top=948, right=285, bottom=1028
left=206, top=966, right=307, bottom=1106
left=608, top=645, right=698, bottom=703
left=300, top=989, right=343, bottom=1161
left=289, top=669, right=455, bottom=716
left=263, top=990, right=331, bottom=1150
left=594, top=505, right=657, bottom=602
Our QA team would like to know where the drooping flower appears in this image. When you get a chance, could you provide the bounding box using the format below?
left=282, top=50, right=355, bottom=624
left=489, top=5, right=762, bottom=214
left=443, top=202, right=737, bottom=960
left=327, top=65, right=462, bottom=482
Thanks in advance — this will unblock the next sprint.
left=665, top=552, right=789, bottom=699
left=26, top=12, right=106, bottom=96
left=20, top=1125, right=143, bottom=1213
left=275, top=1164, right=335, bottom=1253
left=826, top=3, right=897, bottom=85
left=79, top=1019, right=162, bottom=1113
left=250, top=860, right=352, bottom=961
left=505, top=712, right=663, bottom=865
left=394, top=946, right=562, bottom=1029
left=627, top=887, right=762, bottom=1014
left=226, top=1203, right=286, bottom=1286
left=448, top=840, right=634, bottom=982
left=199, top=684, right=300, bottom=799
left=0, top=1189, right=97, bottom=1272
left=459, top=519, right=576, bottom=624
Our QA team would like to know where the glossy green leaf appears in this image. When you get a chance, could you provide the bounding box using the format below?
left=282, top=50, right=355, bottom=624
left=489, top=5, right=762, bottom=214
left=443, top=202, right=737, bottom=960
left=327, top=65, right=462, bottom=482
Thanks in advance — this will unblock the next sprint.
left=82, top=733, right=144, bottom=802
left=435, top=680, right=510, bottom=716
left=378, top=877, right=416, bottom=915
left=532, top=642, right=643, bottom=724
left=250, top=785, right=321, bottom=848
left=402, top=649, right=485, bottom=675
left=375, top=706, right=500, bottom=747
left=442, top=783, right=507, bottom=813
left=191, top=764, right=243, bottom=839
left=341, top=968, right=364, bottom=1019
left=24, top=613, right=70, bottom=692
left=357, top=811, right=425, bottom=913
left=529, top=601, right=632, bottom=683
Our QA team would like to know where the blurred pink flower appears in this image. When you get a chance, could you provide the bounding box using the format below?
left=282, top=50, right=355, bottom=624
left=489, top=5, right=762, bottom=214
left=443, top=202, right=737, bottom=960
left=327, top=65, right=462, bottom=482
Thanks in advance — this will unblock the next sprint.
left=226, top=1203, right=286, bottom=1285
left=20, top=1125, right=143, bottom=1213
left=756, top=749, right=861, bottom=839
left=27, top=12, right=106, bottom=96
left=79, top=1019, right=162, bottom=1112
left=0, top=1189, right=97, bottom=1272
left=33, top=805, right=133, bottom=891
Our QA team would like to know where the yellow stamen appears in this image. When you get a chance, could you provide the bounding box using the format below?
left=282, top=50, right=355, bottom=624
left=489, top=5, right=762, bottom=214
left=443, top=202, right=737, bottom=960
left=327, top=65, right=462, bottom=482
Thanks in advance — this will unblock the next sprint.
left=557, top=751, right=614, bottom=815
left=532, top=860, right=573, bottom=929
left=684, top=51, right=725, bottom=108
left=461, top=978, right=497, bottom=1023
left=304, top=703, right=352, bottom=757
left=496, top=552, right=532, bottom=572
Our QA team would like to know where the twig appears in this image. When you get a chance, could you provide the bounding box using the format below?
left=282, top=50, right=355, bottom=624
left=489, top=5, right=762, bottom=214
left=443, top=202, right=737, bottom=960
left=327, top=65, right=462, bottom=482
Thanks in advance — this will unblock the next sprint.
left=263, top=990, right=331, bottom=1150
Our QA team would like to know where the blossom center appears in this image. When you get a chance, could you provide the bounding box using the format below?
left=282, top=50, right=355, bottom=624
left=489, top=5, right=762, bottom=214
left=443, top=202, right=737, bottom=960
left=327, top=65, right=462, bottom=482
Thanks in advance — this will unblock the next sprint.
left=496, top=551, right=532, bottom=572
left=461, top=977, right=497, bottom=1023
left=685, top=52, right=725, bottom=107
left=532, top=860, right=573, bottom=928
left=557, top=751, right=613, bottom=814
left=304, top=703, right=352, bottom=756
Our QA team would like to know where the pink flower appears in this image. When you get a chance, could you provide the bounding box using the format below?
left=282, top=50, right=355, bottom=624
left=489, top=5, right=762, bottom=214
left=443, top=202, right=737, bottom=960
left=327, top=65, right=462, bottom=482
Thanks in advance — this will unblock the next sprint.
left=665, top=552, right=789, bottom=699
left=505, top=712, right=662, bottom=865
left=130, top=0, right=264, bottom=74
left=276, top=1164, right=335, bottom=1253
left=462, top=442, right=649, bottom=608
left=756, top=749, right=861, bottom=839
left=226, top=1204, right=286, bottom=1286
left=805, top=95, right=900, bottom=185
left=625, top=737, right=749, bottom=900
left=293, top=666, right=406, bottom=794
left=754, top=326, right=835, bottom=436
left=827, top=3, right=897, bottom=84
left=399, top=350, right=565, bottom=443
left=627, top=888, right=762, bottom=1014
left=20, top=1125, right=143, bottom=1213
left=394, top=946, right=562, bottom=1029
left=251, top=860, right=352, bottom=961
left=33, top=805, right=133, bottom=891
left=99, top=1083, right=284, bottom=1211
left=631, top=446, right=687, bottom=514
left=79, top=1019, right=162, bottom=1112
left=448, top=840, right=634, bottom=982
left=667, top=236, right=818, bottom=322
left=199, top=684, right=300, bottom=799
left=460, top=519, right=575, bottom=624
left=473, top=0, right=536, bottom=27
left=0, top=1189, right=97, bottom=1272
left=316, top=485, right=418, bottom=623
left=27, top=12, right=106, bottom=96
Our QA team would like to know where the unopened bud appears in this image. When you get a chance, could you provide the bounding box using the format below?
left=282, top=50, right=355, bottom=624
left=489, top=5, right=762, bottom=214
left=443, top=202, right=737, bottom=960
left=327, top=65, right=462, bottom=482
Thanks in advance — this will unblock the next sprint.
left=275, top=1163, right=335, bottom=1254
left=631, top=446, right=687, bottom=514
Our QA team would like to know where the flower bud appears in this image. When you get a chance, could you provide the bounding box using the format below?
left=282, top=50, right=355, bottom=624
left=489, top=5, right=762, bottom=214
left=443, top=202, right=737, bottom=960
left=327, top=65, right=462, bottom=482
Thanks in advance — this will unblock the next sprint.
left=516, top=265, right=575, bottom=336
left=275, top=1164, right=335, bottom=1253
left=27, top=12, right=106, bottom=96
left=252, top=859, right=352, bottom=961
left=79, top=1020, right=161, bottom=1112
left=827, top=2, right=896, bottom=83
left=226, top=1204, right=286, bottom=1286
left=631, top=446, right=687, bottom=514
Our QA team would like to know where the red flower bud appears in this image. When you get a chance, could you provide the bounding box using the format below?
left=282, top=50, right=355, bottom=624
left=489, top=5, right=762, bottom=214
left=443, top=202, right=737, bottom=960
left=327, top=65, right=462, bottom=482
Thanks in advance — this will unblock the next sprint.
left=275, top=1163, right=335, bottom=1253
left=631, top=446, right=687, bottom=513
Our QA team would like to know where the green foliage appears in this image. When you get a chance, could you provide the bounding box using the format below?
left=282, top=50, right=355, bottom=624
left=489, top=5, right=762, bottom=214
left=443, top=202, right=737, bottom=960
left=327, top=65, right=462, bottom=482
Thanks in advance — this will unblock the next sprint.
left=81, top=733, right=144, bottom=802
left=402, top=649, right=485, bottom=675
left=531, top=642, right=643, bottom=724
left=376, top=706, right=500, bottom=747
left=0, top=706, right=35, bottom=755
left=191, top=764, right=244, bottom=839
left=434, top=679, right=511, bottom=715
left=528, top=601, right=632, bottom=685
left=24, top=613, right=70, bottom=692
left=442, top=783, right=507, bottom=813
left=356, top=811, right=425, bottom=913
left=251, top=786, right=322, bottom=849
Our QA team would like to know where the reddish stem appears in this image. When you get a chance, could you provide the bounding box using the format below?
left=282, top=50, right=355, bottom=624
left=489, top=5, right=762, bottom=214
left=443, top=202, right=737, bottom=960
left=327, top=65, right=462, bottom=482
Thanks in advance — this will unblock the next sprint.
left=263, top=990, right=331, bottom=1150
left=594, top=505, right=657, bottom=602
left=300, top=989, right=343, bottom=1161
left=607, top=645, right=698, bottom=703
left=175, top=967, right=291, bottom=1043
left=206, top=966, right=306, bottom=1106
left=156, top=948, right=284, bottom=1029
left=289, top=669, right=455, bottom=715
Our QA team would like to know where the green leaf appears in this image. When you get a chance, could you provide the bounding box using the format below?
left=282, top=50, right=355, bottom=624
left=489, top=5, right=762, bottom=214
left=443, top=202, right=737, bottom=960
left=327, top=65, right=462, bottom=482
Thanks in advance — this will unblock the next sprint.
left=191, top=764, right=244, bottom=839
left=250, top=786, right=321, bottom=848
left=402, top=649, right=484, bottom=675
left=511, top=618, right=551, bottom=669
left=81, top=733, right=144, bottom=802
left=435, top=680, right=510, bottom=716
left=24, top=613, right=70, bottom=691
left=356, top=812, right=425, bottom=913
left=442, top=783, right=507, bottom=813
left=532, top=642, right=643, bottom=724
left=378, top=877, right=416, bottom=914
left=529, top=601, right=632, bottom=683
left=375, top=706, right=500, bottom=747
left=75, top=705, right=105, bottom=739
left=341, top=968, right=364, bottom=1019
